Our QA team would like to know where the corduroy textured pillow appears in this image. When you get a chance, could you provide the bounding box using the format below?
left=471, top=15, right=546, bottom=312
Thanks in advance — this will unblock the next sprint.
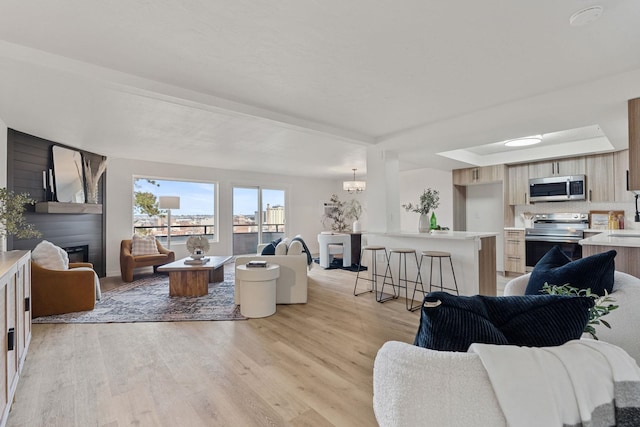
left=414, top=291, right=594, bottom=352
left=525, top=245, right=616, bottom=296
left=261, top=238, right=282, bottom=255
left=131, top=234, right=159, bottom=256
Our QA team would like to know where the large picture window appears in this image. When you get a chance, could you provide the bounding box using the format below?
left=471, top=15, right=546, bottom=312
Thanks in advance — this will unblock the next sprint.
left=232, top=187, right=286, bottom=255
left=133, top=177, right=217, bottom=245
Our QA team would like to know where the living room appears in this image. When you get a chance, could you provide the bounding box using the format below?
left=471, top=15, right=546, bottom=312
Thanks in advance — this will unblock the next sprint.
left=2, top=2, right=640, bottom=426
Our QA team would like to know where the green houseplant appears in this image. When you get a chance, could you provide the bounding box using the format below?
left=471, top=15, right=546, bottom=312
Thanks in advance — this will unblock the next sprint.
left=0, top=188, right=42, bottom=247
left=402, top=188, right=440, bottom=232
left=322, top=194, right=352, bottom=232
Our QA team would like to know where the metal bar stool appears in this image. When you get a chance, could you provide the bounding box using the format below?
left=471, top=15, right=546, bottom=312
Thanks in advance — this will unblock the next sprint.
left=419, top=250, right=459, bottom=295
left=381, top=248, right=424, bottom=311
left=354, top=246, right=394, bottom=303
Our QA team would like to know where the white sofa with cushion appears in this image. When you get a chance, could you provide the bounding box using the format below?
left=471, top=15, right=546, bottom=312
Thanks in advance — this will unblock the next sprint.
left=372, top=271, right=640, bottom=426
left=234, top=239, right=309, bottom=304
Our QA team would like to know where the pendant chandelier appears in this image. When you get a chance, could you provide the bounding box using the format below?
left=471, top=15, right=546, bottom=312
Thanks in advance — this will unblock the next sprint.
left=343, top=168, right=366, bottom=193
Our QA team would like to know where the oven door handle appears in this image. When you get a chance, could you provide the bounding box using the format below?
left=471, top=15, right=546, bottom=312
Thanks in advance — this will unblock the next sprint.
left=525, top=235, right=582, bottom=243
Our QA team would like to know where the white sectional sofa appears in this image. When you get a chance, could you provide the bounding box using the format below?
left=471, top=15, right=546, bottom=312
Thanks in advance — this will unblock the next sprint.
left=373, top=271, right=640, bottom=426
left=234, top=241, right=309, bottom=304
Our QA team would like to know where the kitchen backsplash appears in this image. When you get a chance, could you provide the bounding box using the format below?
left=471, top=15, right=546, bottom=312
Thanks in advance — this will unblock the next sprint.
left=514, top=200, right=639, bottom=229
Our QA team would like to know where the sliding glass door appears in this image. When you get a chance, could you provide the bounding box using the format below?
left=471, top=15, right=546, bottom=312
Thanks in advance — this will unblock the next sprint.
left=232, top=187, right=286, bottom=255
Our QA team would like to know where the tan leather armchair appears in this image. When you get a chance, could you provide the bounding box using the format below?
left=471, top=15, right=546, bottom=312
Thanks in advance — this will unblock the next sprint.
left=120, top=239, right=175, bottom=282
left=31, top=261, right=97, bottom=317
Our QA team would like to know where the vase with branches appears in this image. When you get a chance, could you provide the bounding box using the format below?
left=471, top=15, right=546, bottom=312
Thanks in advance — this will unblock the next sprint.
left=322, top=194, right=351, bottom=232
left=402, top=188, right=440, bottom=232
left=83, top=157, right=107, bottom=204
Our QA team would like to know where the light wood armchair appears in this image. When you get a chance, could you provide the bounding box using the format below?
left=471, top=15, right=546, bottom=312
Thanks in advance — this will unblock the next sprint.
left=31, top=261, right=97, bottom=317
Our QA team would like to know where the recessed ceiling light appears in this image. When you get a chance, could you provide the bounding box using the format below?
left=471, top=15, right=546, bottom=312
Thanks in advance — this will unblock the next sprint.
left=504, top=136, right=543, bottom=147
left=569, top=6, right=603, bottom=26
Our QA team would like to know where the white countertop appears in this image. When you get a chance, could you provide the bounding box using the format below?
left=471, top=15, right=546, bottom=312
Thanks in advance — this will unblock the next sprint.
left=368, top=231, right=498, bottom=240
left=504, top=227, right=525, bottom=231
left=579, top=229, right=640, bottom=248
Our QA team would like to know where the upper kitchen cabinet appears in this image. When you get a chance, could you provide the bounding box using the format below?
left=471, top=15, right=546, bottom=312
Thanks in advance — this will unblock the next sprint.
left=507, top=164, right=529, bottom=205
left=614, top=150, right=635, bottom=202
left=586, top=153, right=614, bottom=202
left=453, top=165, right=504, bottom=186
left=528, top=157, right=585, bottom=179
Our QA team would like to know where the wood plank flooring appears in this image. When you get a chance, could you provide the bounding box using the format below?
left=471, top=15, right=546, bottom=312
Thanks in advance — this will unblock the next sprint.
left=7, top=266, right=422, bottom=427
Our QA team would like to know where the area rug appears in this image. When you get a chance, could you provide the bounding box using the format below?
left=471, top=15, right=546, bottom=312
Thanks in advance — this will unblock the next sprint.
left=312, top=257, right=367, bottom=272
left=33, top=273, right=245, bottom=324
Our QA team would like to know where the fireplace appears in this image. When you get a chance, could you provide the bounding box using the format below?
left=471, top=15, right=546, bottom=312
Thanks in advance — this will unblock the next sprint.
left=62, top=244, right=89, bottom=263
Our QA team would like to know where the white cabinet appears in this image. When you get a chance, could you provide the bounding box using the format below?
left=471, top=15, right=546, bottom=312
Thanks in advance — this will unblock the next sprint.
left=0, top=251, right=31, bottom=427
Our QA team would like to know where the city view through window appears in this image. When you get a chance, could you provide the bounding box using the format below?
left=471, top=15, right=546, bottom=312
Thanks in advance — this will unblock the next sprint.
left=233, top=187, right=286, bottom=254
left=133, top=178, right=216, bottom=243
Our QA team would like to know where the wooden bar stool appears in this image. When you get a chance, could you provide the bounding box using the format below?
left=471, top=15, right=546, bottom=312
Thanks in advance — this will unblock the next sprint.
left=381, top=248, right=424, bottom=311
left=419, top=250, right=459, bottom=295
left=354, top=246, right=394, bottom=302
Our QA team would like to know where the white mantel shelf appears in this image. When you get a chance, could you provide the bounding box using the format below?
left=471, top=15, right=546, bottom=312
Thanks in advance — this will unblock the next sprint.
left=35, top=202, right=103, bottom=214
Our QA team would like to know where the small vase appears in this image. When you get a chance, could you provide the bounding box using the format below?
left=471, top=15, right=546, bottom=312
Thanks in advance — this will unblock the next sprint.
left=418, top=213, right=430, bottom=233
left=353, top=220, right=361, bottom=233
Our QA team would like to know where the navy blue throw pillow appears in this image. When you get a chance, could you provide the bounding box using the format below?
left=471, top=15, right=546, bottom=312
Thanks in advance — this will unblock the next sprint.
left=414, top=292, right=593, bottom=352
left=260, top=238, right=282, bottom=255
left=525, top=245, right=616, bottom=296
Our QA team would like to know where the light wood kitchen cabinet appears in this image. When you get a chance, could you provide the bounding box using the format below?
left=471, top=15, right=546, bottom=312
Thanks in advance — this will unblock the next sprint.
left=453, top=165, right=504, bottom=185
left=528, top=157, right=585, bottom=179
left=586, top=153, right=614, bottom=202
left=503, top=229, right=526, bottom=274
left=614, top=150, right=635, bottom=203
left=507, top=164, right=529, bottom=205
left=0, top=251, right=31, bottom=427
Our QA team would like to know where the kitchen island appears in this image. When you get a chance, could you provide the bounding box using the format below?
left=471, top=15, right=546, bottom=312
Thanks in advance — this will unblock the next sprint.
left=580, top=229, right=640, bottom=278
left=365, top=231, right=497, bottom=296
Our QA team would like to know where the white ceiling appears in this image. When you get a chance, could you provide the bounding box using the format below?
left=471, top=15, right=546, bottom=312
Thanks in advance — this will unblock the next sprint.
left=1, top=0, right=640, bottom=181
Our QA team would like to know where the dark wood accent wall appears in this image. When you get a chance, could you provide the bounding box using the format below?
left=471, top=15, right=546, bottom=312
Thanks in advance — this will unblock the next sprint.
left=6, top=129, right=106, bottom=277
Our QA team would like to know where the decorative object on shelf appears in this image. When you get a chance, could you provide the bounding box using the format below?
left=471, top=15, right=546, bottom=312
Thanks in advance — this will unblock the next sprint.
left=521, top=211, right=534, bottom=228
left=186, top=235, right=210, bottom=259
left=343, top=168, right=366, bottom=193
left=83, top=157, right=107, bottom=204
left=158, top=196, right=180, bottom=248
left=346, top=198, right=363, bottom=233
left=322, top=194, right=351, bottom=232
left=402, top=188, right=440, bottom=233
left=0, top=188, right=42, bottom=250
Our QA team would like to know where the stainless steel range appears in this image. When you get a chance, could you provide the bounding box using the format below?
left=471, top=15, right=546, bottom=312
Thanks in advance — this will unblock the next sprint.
left=525, top=212, right=589, bottom=269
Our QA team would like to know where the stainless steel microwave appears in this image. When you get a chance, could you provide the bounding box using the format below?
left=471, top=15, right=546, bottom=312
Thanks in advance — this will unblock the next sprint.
left=528, top=175, right=586, bottom=202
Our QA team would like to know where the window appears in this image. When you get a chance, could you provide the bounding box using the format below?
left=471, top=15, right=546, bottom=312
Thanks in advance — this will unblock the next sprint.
left=133, top=177, right=217, bottom=244
left=232, top=187, right=286, bottom=255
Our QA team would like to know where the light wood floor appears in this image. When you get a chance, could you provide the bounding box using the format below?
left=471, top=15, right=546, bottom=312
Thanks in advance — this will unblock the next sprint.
left=7, top=265, right=423, bottom=427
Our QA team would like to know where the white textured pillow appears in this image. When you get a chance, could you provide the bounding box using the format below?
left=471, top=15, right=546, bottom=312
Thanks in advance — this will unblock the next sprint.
left=32, top=240, right=68, bottom=270
left=131, top=234, right=159, bottom=256
left=275, top=241, right=288, bottom=255
left=288, top=240, right=303, bottom=255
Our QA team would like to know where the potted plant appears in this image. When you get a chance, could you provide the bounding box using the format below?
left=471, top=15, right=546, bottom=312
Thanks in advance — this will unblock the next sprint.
left=0, top=187, right=42, bottom=249
left=402, top=188, right=440, bottom=232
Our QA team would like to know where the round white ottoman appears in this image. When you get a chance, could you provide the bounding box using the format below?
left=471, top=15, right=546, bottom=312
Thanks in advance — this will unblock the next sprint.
left=235, top=263, right=280, bottom=318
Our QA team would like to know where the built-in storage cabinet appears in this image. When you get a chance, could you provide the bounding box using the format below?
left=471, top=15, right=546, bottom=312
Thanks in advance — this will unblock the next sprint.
left=586, top=153, right=614, bottom=202
left=0, top=251, right=31, bottom=427
left=528, top=157, right=585, bottom=179
left=503, top=229, right=525, bottom=274
left=453, top=165, right=504, bottom=185
left=507, top=164, right=529, bottom=205
left=614, top=150, right=635, bottom=203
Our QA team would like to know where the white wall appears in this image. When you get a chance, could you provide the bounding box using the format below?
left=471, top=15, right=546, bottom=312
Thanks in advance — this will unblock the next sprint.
left=399, top=168, right=453, bottom=232
left=105, top=158, right=341, bottom=277
left=0, top=119, right=6, bottom=251
left=465, top=183, right=504, bottom=271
